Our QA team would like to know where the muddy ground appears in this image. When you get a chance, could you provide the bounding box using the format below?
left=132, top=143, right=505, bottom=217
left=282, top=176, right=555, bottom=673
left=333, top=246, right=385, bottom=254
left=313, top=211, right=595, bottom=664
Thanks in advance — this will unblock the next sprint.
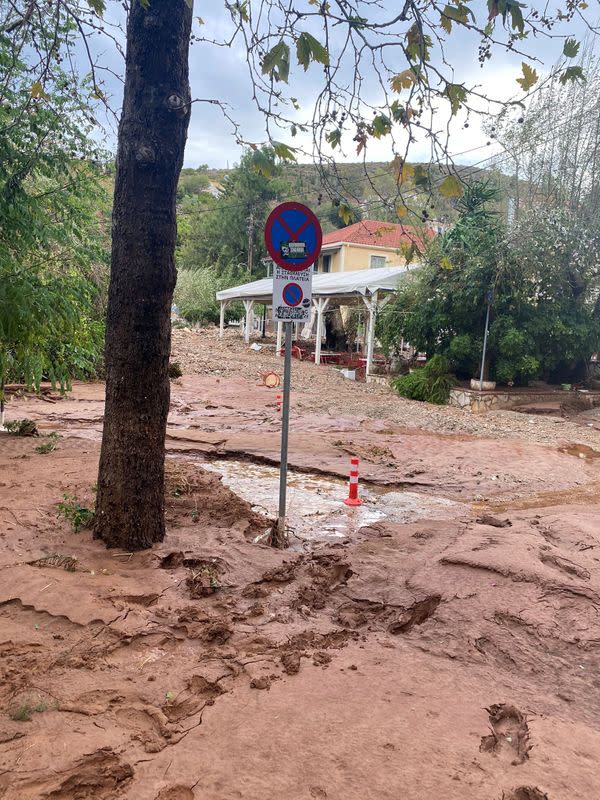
left=1, top=329, right=600, bottom=799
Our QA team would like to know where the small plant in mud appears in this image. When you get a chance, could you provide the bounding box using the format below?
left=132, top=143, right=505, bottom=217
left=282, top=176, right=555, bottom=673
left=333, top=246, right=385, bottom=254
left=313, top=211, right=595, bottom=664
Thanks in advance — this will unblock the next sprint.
left=57, top=494, right=95, bottom=532
left=9, top=701, right=48, bottom=722
left=4, top=419, right=39, bottom=437
left=35, top=432, right=60, bottom=454
left=168, top=361, right=183, bottom=379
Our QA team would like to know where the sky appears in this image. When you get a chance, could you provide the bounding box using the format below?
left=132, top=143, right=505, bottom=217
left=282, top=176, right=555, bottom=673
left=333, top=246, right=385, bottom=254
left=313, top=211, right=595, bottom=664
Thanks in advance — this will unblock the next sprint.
left=93, top=2, right=596, bottom=171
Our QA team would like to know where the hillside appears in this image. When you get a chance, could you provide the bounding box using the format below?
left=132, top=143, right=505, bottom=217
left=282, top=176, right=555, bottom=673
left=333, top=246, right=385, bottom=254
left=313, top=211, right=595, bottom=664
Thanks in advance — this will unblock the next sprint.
left=179, top=160, right=510, bottom=230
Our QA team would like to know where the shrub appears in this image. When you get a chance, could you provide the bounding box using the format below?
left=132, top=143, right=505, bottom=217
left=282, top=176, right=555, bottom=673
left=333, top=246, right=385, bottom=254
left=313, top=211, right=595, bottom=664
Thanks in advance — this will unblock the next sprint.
left=391, top=355, right=456, bottom=404
left=4, top=419, right=39, bottom=436
left=168, top=361, right=183, bottom=379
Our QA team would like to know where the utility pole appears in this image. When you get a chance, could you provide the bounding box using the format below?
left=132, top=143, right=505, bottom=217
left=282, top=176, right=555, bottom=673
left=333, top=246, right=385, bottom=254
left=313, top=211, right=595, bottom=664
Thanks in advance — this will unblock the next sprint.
left=479, top=289, right=493, bottom=391
left=247, top=210, right=254, bottom=275
left=514, top=156, right=520, bottom=223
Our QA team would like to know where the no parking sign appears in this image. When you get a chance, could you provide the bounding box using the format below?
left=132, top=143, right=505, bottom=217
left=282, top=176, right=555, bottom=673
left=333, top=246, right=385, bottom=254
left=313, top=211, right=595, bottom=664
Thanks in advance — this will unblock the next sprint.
left=265, top=202, right=321, bottom=322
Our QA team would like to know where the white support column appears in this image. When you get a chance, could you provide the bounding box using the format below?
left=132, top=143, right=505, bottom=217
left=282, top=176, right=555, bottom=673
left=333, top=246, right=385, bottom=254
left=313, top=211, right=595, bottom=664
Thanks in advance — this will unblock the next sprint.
left=219, top=300, right=228, bottom=339
left=362, top=290, right=379, bottom=379
left=313, top=297, right=330, bottom=365
left=276, top=321, right=283, bottom=356
left=243, top=299, right=254, bottom=344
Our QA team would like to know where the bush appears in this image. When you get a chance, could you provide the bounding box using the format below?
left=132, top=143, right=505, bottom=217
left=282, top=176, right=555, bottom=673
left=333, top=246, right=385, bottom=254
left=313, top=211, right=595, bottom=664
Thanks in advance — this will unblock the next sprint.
left=391, top=355, right=456, bottom=404
left=168, top=361, right=183, bottom=379
left=174, top=268, right=222, bottom=326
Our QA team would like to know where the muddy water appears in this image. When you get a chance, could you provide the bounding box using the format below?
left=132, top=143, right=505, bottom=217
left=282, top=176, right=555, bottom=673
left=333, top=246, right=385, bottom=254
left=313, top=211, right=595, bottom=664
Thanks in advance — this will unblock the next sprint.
left=202, top=459, right=466, bottom=543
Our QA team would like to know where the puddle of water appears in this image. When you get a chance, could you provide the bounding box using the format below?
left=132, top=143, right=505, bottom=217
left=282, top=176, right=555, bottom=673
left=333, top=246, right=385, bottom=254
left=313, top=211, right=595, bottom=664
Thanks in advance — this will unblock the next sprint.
left=202, top=459, right=464, bottom=543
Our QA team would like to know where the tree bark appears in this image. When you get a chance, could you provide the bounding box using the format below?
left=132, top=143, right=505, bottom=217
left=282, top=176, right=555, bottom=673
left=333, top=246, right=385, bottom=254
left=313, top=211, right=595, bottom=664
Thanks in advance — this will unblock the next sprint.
left=94, top=0, right=192, bottom=550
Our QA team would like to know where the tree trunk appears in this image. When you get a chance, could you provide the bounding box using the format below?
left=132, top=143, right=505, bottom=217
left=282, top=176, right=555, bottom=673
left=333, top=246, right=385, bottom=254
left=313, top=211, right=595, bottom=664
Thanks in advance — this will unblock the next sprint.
left=94, top=0, right=192, bottom=550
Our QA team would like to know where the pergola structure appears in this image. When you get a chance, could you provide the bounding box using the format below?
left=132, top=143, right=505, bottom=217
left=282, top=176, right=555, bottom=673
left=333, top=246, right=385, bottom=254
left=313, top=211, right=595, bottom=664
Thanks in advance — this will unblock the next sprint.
left=215, top=265, right=417, bottom=377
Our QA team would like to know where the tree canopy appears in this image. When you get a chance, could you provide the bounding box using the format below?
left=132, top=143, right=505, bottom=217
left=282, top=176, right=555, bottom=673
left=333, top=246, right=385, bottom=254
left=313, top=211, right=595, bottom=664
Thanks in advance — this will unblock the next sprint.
left=381, top=182, right=600, bottom=385
left=0, top=28, right=109, bottom=397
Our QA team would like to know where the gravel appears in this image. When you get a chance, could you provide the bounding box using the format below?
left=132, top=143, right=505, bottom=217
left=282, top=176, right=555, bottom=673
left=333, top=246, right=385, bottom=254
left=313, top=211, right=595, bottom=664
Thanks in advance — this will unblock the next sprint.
left=172, top=327, right=600, bottom=449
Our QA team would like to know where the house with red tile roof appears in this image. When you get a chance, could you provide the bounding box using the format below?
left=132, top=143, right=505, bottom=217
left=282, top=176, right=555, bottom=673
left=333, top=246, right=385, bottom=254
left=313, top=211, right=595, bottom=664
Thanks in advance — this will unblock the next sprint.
left=315, top=219, right=435, bottom=274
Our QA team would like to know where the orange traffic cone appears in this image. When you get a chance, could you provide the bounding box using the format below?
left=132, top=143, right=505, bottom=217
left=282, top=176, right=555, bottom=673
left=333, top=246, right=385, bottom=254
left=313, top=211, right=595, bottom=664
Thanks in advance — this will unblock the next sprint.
left=343, top=457, right=362, bottom=506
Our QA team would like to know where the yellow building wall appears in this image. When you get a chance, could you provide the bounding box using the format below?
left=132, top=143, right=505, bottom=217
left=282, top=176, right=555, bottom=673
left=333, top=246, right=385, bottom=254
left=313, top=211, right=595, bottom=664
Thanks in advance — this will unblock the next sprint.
left=341, top=244, right=405, bottom=272
left=316, top=244, right=405, bottom=273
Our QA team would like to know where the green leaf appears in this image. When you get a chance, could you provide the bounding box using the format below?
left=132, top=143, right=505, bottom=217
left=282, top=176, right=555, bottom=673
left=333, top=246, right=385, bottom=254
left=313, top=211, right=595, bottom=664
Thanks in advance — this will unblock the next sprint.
left=370, top=114, right=392, bottom=139
left=405, top=24, right=432, bottom=62
left=338, top=202, right=355, bottom=225
left=296, top=32, right=330, bottom=71
left=251, top=150, right=275, bottom=179
left=261, top=41, right=290, bottom=83
left=443, top=4, right=472, bottom=25
left=516, top=62, right=538, bottom=91
left=87, top=0, right=106, bottom=14
left=445, top=83, right=467, bottom=116
left=271, top=141, right=297, bottom=161
left=326, top=129, right=342, bottom=149
left=559, top=65, right=585, bottom=84
left=563, top=38, right=581, bottom=58
left=440, top=13, right=452, bottom=34
left=413, top=165, right=430, bottom=190
left=509, top=4, right=524, bottom=33
left=347, top=16, right=368, bottom=29
left=439, top=175, right=464, bottom=198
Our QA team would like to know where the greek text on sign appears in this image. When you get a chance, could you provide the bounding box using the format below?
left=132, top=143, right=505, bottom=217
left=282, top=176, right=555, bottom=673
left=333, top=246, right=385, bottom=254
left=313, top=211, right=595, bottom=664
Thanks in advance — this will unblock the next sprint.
left=265, top=201, right=322, bottom=271
left=272, top=264, right=312, bottom=322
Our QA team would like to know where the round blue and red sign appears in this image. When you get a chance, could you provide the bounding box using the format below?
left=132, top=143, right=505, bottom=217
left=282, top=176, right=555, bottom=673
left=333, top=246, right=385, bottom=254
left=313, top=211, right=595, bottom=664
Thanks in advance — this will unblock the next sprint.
left=264, top=201, right=322, bottom=271
left=282, top=282, right=303, bottom=307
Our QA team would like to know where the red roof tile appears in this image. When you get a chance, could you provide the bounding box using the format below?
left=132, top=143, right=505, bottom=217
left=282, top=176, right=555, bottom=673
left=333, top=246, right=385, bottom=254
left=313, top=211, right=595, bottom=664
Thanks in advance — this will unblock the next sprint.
left=321, top=219, right=433, bottom=251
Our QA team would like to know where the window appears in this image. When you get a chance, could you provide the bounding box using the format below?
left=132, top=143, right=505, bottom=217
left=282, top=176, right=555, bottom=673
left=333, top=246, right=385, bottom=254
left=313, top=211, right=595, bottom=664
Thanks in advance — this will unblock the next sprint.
left=322, top=254, right=331, bottom=273
left=370, top=254, right=386, bottom=269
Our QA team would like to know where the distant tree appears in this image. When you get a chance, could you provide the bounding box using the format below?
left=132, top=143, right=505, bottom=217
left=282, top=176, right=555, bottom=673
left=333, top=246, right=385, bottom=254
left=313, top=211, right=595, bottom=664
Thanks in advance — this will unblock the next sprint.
left=381, top=182, right=600, bottom=385
left=178, top=147, right=289, bottom=278
left=0, top=31, right=108, bottom=411
left=177, top=170, right=211, bottom=201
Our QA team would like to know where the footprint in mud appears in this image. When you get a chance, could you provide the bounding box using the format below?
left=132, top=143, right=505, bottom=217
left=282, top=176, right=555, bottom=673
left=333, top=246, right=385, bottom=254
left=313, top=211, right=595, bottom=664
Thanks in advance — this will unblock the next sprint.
left=480, top=704, right=531, bottom=765
left=501, top=788, right=548, bottom=800
left=115, top=706, right=171, bottom=753
left=42, top=748, right=133, bottom=798
left=388, top=595, right=441, bottom=634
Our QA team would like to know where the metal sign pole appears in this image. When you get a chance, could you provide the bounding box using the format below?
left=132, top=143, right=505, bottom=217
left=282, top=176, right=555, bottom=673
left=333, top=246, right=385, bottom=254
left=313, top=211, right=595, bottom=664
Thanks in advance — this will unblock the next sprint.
left=265, top=201, right=322, bottom=545
left=277, top=322, right=293, bottom=537
left=479, top=289, right=493, bottom=391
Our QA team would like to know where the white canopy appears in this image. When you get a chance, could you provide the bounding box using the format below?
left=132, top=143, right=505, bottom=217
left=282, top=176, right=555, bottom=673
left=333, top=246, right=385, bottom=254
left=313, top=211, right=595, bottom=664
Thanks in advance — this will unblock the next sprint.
left=216, top=264, right=417, bottom=303
left=216, top=264, right=419, bottom=375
